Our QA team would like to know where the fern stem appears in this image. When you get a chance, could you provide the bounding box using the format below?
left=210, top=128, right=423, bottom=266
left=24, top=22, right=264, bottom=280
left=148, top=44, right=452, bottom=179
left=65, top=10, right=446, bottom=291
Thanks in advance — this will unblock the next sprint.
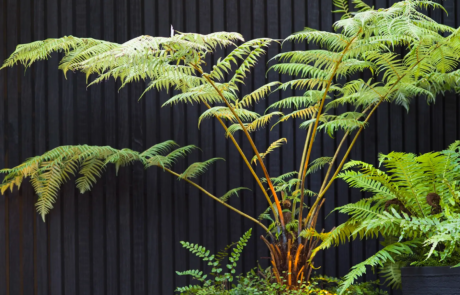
left=201, top=100, right=280, bottom=225
left=164, top=167, right=273, bottom=236
left=198, top=70, right=285, bottom=229
left=293, top=119, right=314, bottom=218
left=297, top=31, right=362, bottom=244
left=319, top=131, right=349, bottom=196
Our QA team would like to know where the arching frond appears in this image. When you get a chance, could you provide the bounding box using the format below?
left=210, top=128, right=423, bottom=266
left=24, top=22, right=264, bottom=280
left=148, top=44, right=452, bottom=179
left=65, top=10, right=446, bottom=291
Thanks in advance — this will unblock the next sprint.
left=0, top=142, right=208, bottom=220
left=220, top=187, right=251, bottom=203
left=339, top=240, right=421, bottom=291
left=246, top=112, right=283, bottom=132
left=238, top=82, right=281, bottom=108
left=179, top=158, right=224, bottom=180
left=198, top=107, right=259, bottom=127
left=332, top=0, right=352, bottom=19
left=278, top=106, right=317, bottom=122
left=306, top=157, right=333, bottom=175
left=267, top=90, right=326, bottom=111
left=251, top=138, right=287, bottom=165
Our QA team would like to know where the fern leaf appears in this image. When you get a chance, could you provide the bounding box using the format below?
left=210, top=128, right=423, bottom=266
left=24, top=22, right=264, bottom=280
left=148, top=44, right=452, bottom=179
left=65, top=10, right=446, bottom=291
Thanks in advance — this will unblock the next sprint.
left=198, top=107, right=259, bottom=127
left=220, top=187, right=251, bottom=203
left=339, top=240, right=420, bottom=293
left=179, top=158, right=224, bottom=180
left=251, top=138, right=287, bottom=165
left=238, top=81, right=281, bottom=107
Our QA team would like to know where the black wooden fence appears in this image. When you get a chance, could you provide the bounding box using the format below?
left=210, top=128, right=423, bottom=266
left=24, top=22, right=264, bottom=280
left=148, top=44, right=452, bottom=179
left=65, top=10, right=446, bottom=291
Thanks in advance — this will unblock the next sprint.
left=0, top=0, right=459, bottom=294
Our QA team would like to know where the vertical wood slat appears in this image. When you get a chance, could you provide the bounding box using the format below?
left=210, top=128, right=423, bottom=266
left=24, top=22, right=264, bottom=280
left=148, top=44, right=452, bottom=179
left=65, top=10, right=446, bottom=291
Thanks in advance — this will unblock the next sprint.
left=114, top=0, right=132, bottom=294
left=0, top=1, right=6, bottom=293
left=171, top=0, right=188, bottom=289
left=253, top=0, right=269, bottom=268
left=60, top=0, right=78, bottom=294
left=143, top=1, right=161, bottom=293
left=1, top=1, right=460, bottom=294
left=89, top=1, right=106, bottom=295
left=102, top=0, right=119, bottom=294
left=6, top=0, right=21, bottom=294
left=240, top=0, right=257, bottom=273
left=19, top=0, right=35, bottom=293
left=46, top=0, right=63, bottom=294
left=183, top=0, right=203, bottom=287
left=33, top=0, right=49, bottom=294
left=157, top=1, right=174, bottom=293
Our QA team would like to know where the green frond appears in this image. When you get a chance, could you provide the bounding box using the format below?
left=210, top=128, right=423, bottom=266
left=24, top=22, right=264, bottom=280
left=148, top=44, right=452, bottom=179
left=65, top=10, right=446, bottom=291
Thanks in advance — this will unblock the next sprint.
left=352, top=0, right=373, bottom=12
left=251, top=138, right=287, bottom=165
left=237, top=81, right=281, bottom=108
left=306, top=157, right=333, bottom=175
left=246, top=112, right=283, bottom=133
left=165, top=145, right=200, bottom=166
left=261, top=171, right=298, bottom=185
left=75, top=157, right=106, bottom=194
left=220, top=187, right=251, bottom=203
left=302, top=112, right=368, bottom=138
left=179, top=158, right=224, bottom=180
left=380, top=261, right=406, bottom=289
left=285, top=27, right=350, bottom=51
left=0, top=141, right=204, bottom=220
left=278, top=106, right=317, bottom=123
left=277, top=78, right=330, bottom=91
left=339, top=240, right=420, bottom=293
left=1, top=36, right=118, bottom=70
left=225, top=123, right=246, bottom=138
left=208, top=38, right=272, bottom=81
left=267, top=90, right=326, bottom=111
left=198, top=107, right=259, bottom=127
left=270, top=63, right=330, bottom=79
left=332, top=0, right=352, bottom=19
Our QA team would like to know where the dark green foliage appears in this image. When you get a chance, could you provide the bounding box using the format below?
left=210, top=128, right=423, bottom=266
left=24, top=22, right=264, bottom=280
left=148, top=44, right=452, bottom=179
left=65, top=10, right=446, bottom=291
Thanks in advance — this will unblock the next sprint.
left=317, top=141, right=460, bottom=290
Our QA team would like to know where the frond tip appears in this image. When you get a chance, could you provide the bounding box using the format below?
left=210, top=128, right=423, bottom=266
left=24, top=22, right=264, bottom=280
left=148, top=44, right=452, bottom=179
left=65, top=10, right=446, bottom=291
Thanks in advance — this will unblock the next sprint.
left=251, top=138, right=287, bottom=165
left=0, top=141, right=204, bottom=220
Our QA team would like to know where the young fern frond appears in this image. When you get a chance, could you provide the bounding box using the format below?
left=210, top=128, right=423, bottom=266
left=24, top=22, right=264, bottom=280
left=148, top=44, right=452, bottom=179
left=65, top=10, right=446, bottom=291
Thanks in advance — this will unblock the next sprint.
left=251, top=138, right=287, bottom=165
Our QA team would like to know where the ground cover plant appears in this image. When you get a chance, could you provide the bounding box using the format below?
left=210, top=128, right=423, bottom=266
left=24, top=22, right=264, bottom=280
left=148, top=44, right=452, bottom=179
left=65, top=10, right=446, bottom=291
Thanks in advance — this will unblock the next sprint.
left=317, top=141, right=460, bottom=290
left=175, top=229, right=387, bottom=294
left=1, top=0, right=460, bottom=292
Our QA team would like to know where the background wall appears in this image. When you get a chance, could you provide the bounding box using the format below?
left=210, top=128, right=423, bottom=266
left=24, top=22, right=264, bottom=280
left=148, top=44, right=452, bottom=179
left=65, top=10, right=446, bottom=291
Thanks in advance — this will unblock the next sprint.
left=0, top=0, right=458, bottom=294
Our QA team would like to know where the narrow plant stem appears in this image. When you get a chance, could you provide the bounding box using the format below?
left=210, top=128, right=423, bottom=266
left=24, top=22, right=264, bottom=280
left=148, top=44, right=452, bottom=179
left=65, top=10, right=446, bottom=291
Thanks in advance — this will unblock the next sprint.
left=296, top=31, right=362, bottom=243
left=201, top=100, right=280, bottom=225
left=319, top=131, right=349, bottom=194
left=292, top=122, right=314, bottom=218
left=296, top=122, right=314, bottom=190
left=164, top=167, right=273, bottom=236
left=200, top=73, right=285, bottom=228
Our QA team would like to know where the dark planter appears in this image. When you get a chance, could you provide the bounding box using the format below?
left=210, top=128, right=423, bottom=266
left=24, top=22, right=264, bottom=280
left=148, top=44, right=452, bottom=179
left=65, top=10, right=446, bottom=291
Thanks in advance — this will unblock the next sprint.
left=401, top=266, right=460, bottom=295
